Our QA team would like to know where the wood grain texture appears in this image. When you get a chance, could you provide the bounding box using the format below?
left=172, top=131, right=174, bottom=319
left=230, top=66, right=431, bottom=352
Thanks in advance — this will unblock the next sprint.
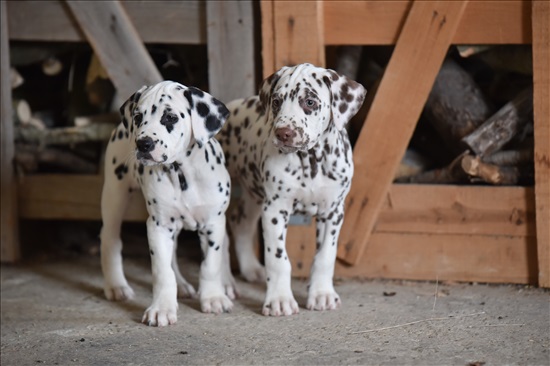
left=18, top=175, right=147, bottom=222
left=65, top=0, right=163, bottom=100
left=292, top=231, right=538, bottom=285
left=271, top=0, right=325, bottom=70
left=260, top=0, right=275, bottom=79
left=377, top=185, right=535, bottom=237
left=1, top=0, right=20, bottom=263
left=337, top=1, right=469, bottom=265
left=207, top=1, right=256, bottom=103
left=532, top=1, right=550, bottom=288
left=7, top=0, right=206, bottom=44
left=324, top=0, right=531, bottom=45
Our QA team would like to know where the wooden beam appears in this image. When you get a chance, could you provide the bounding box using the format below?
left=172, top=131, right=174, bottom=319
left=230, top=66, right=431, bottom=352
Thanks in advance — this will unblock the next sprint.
left=271, top=0, right=325, bottom=70
left=260, top=0, right=275, bottom=79
left=1, top=0, right=20, bottom=263
left=7, top=1, right=206, bottom=44
left=293, top=231, right=538, bottom=285
left=377, top=185, right=535, bottom=237
left=207, top=1, right=256, bottom=103
left=324, top=0, right=531, bottom=45
left=337, top=1, right=469, bottom=265
left=65, top=1, right=163, bottom=100
left=18, top=175, right=147, bottom=222
left=532, top=1, right=550, bottom=288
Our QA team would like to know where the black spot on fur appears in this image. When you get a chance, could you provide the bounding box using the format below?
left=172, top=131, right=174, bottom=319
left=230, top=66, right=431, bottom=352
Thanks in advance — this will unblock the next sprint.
left=160, top=110, right=179, bottom=133
left=196, top=102, right=210, bottom=118
left=114, top=164, right=128, bottom=180
left=178, top=172, right=188, bottom=191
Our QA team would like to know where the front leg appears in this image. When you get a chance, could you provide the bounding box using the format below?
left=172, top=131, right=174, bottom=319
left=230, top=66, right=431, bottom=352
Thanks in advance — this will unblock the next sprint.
left=307, top=204, right=344, bottom=311
left=198, top=216, right=236, bottom=314
left=142, top=218, right=178, bottom=327
left=261, top=205, right=299, bottom=316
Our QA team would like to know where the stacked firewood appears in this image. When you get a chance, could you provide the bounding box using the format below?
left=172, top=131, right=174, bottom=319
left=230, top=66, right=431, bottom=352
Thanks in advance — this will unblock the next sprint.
left=332, top=45, right=534, bottom=186
left=10, top=42, right=208, bottom=175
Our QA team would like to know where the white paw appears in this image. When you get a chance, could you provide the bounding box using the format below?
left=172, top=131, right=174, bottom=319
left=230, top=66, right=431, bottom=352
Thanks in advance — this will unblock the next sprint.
left=177, top=282, right=197, bottom=299
left=104, top=284, right=135, bottom=301
left=200, top=295, right=233, bottom=314
left=262, top=296, right=299, bottom=316
left=142, top=301, right=178, bottom=327
left=306, top=290, right=341, bottom=311
left=240, top=263, right=266, bottom=283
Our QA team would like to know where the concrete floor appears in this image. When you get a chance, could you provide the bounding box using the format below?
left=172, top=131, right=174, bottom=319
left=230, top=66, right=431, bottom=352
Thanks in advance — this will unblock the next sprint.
left=1, top=224, right=549, bottom=366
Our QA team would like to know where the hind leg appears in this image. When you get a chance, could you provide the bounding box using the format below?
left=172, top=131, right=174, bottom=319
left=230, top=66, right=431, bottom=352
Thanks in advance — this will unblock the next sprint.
left=229, top=190, right=265, bottom=283
left=100, top=175, right=135, bottom=301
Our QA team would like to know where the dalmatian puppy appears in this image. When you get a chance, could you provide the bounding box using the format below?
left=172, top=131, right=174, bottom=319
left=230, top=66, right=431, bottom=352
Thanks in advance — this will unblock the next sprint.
left=100, top=81, right=237, bottom=326
left=219, top=63, right=367, bottom=316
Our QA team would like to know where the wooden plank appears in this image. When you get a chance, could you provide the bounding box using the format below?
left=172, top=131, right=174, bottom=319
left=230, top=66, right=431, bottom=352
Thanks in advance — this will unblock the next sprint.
left=260, top=0, right=275, bottom=79
left=292, top=232, right=538, bottom=285
left=7, top=0, right=206, bottom=44
left=66, top=1, right=163, bottom=100
left=18, top=175, right=147, bottom=222
left=337, top=1, right=469, bottom=265
left=207, top=1, right=256, bottom=103
left=324, top=1, right=531, bottom=45
left=272, top=0, right=325, bottom=70
left=377, top=185, right=536, bottom=237
left=532, top=1, right=550, bottom=288
left=1, top=0, right=20, bottom=263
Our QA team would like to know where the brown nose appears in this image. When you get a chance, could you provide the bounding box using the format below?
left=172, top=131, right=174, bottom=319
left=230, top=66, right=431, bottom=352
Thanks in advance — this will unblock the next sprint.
left=275, top=127, right=296, bottom=143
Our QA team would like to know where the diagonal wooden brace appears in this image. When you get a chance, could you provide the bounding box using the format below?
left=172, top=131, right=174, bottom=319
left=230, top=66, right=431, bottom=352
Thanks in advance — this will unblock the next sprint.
left=65, top=0, right=163, bottom=99
left=337, top=1, right=469, bottom=265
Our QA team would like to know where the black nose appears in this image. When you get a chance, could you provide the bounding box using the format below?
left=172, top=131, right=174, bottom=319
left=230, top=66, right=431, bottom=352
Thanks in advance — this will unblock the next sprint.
left=136, top=136, right=155, bottom=153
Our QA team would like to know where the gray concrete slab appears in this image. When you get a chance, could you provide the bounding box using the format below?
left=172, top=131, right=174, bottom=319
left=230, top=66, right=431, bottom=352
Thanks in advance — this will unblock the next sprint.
left=1, top=253, right=549, bottom=366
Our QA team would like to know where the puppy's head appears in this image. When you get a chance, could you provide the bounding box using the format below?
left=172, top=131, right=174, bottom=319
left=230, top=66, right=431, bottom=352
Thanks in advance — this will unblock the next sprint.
left=259, top=63, right=366, bottom=153
left=120, top=81, right=229, bottom=165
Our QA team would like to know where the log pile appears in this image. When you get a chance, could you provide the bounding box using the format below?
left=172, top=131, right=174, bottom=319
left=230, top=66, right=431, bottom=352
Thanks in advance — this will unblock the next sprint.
left=330, top=44, right=535, bottom=186
left=10, top=41, right=208, bottom=175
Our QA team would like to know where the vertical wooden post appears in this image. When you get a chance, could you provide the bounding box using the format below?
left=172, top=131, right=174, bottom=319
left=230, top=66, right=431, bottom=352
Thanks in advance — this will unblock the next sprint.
left=259, top=0, right=324, bottom=276
left=532, top=0, right=550, bottom=288
left=337, top=1, right=469, bottom=265
left=263, top=0, right=325, bottom=73
left=207, top=0, right=256, bottom=103
left=1, top=0, right=20, bottom=262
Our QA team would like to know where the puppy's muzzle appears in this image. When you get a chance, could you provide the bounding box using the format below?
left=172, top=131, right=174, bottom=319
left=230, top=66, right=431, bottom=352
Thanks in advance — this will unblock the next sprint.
left=275, top=127, right=296, bottom=145
left=136, top=136, right=155, bottom=160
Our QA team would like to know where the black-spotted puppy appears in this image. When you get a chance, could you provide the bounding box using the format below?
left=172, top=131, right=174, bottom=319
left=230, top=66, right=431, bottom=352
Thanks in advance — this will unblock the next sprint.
left=100, top=81, right=236, bottom=326
left=219, top=63, right=366, bottom=316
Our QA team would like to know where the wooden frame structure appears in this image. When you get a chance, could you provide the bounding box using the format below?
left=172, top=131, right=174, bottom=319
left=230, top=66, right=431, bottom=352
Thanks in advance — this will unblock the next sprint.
left=261, top=0, right=549, bottom=287
left=1, top=0, right=256, bottom=262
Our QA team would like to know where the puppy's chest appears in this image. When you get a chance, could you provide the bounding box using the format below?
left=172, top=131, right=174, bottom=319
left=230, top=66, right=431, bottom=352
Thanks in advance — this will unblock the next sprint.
left=263, top=145, right=352, bottom=206
left=136, top=163, right=230, bottom=230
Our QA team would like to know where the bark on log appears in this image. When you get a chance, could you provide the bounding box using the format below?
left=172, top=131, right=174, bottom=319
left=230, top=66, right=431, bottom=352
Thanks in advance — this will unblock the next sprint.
left=461, top=155, right=520, bottom=185
left=15, top=123, right=116, bottom=146
left=397, top=151, right=469, bottom=184
left=335, top=46, right=362, bottom=79
left=15, top=145, right=97, bottom=174
left=461, top=87, right=534, bottom=157
left=482, top=148, right=533, bottom=166
left=424, top=58, right=493, bottom=154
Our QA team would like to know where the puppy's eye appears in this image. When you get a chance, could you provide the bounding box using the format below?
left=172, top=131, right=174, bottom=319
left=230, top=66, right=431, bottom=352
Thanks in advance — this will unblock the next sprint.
left=305, top=99, right=317, bottom=108
left=134, top=113, right=143, bottom=125
left=272, top=98, right=281, bottom=108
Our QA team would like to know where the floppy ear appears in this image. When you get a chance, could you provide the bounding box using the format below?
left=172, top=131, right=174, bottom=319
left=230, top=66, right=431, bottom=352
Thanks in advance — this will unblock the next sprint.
left=258, top=66, right=287, bottom=115
left=119, top=85, right=148, bottom=130
left=322, top=69, right=367, bottom=131
left=183, top=86, right=230, bottom=147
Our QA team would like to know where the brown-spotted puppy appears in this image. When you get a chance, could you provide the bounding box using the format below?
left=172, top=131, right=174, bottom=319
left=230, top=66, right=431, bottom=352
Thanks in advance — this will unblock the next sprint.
left=100, top=81, right=237, bottom=326
left=219, top=63, right=366, bottom=316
